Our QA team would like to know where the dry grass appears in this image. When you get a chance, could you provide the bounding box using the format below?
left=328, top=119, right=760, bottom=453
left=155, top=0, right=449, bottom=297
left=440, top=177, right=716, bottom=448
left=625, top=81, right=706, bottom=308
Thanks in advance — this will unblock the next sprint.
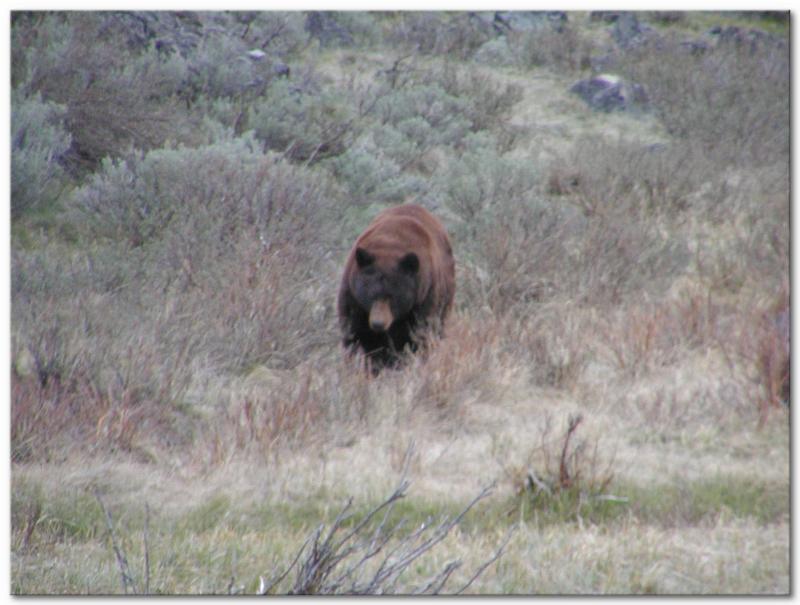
left=738, top=287, right=790, bottom=427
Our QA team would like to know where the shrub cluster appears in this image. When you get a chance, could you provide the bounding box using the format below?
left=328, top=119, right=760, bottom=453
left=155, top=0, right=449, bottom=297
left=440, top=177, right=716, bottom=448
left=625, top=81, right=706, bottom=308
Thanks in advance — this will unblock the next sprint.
left=12, top=133, right=347, bottom=459
left=10, top=88, right=71, bottom=219
left=612, top=30, right=789, bottom=167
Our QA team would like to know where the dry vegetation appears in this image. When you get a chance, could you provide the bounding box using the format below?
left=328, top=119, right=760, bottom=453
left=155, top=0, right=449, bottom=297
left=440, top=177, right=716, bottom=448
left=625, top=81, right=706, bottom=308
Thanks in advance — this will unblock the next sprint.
left=10, top=11, right=789, bottom=595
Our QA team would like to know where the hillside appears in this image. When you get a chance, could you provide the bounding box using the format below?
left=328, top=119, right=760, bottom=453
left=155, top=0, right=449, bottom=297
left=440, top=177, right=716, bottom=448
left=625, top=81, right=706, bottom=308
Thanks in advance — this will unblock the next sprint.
left=10, top=11, right=790, bottom=594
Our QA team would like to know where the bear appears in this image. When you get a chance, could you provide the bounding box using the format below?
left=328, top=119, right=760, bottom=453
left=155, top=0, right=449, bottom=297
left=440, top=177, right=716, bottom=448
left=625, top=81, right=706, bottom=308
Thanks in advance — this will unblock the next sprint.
left=337, top=203, right=455, bottom=372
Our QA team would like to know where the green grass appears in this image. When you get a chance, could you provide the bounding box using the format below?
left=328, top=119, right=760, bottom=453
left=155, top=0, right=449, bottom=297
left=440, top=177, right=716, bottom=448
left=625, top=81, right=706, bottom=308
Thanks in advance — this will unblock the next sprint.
left=11, top=469, right=788, bottom=594
left=625, top=475, right=788, bottom=527
left=12, top=484, right=105, bottom=547
left=504, top=474, right=788, bottom=529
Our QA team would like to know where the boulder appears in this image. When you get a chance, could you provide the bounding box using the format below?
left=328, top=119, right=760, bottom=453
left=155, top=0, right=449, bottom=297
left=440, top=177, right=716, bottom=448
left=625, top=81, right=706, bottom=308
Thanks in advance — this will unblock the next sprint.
left=246, top=48, right=267, bottom=61
left=493, top=11, right=567, bottom=33
left=589, top=11, right=624, bottom=23
left=709, top=25, right=787, bottom=55
left=570, top=74, right=648, bottom=113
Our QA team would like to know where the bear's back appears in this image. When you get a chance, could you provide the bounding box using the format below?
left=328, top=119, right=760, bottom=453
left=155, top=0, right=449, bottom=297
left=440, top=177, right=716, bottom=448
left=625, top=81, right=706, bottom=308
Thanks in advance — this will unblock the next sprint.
left=357, top=204, right=452, bottom=263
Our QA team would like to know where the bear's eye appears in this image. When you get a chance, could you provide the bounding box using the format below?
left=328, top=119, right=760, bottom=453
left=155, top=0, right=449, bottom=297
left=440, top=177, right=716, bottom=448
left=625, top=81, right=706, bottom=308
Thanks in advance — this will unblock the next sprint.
left=399, top=253, right=419, bottom=274
left=355, top=248, right=375, bottom=269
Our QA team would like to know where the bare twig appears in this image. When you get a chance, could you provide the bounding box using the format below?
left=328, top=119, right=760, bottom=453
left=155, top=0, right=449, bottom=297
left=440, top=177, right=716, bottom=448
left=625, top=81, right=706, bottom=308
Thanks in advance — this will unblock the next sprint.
left=559, top=414, right=583, bottom=489
left=143, top=502, right=150, bottom=595
left=259, top=532, right=316, bottom=595
left=413, top=560, right=462, bottom=595
left=526, top=470, right=552, bottom=496
left=262, top=443, right=505, bottom=594
left=455, top=526, right=517, bottom=594
left=94, top=490, right=137, bottom=594
left=20, top=499, right=42, bottom=552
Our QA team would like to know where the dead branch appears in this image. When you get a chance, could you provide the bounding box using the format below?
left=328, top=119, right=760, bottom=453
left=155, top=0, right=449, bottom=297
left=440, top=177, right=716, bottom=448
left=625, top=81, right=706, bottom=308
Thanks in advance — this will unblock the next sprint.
left=94, top=490, right=137, bottom=594
left=559, top=413, right=583, bottom=489
left=261, top=444, right=507, bottom=595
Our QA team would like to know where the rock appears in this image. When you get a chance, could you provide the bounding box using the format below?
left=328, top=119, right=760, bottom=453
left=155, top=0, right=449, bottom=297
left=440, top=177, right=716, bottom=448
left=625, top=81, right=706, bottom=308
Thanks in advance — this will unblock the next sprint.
left=271, top=61, right=290, bottom=78
left=589, top=11, right=624, bottom=23
left=709, top=25, right=787, bottom=55
left=13, top=347, right=36, bottom=378
left=570, top=73, right=648, bottom=113
left=493, top=11, right=567, bottom=33
left=97, top=11, right=203, bottom=58
left=245, top=49, right=290, bottom=78
left=246, top=49, right=267, bottom=61
left=680, top=39, right=711, bottom=55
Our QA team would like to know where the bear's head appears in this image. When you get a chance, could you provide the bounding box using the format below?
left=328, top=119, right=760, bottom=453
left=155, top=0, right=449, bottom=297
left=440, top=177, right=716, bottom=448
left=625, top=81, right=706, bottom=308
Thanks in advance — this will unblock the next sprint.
left=350, top=247, right=420, bottom=333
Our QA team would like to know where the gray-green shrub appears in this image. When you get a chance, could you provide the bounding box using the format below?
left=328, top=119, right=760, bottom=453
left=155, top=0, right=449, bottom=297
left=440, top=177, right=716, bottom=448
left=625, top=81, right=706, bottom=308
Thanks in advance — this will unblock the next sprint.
left=11, top=88, right=72, bottom=219
left=249, top=77, right=358, bottom=162
left=12, top=12, right=196, bottom=173
left=67, top=134, right=344, bottom=371
left=325, top=141, right=425, bottom=206
left=614, top=31, right=789, bottom=167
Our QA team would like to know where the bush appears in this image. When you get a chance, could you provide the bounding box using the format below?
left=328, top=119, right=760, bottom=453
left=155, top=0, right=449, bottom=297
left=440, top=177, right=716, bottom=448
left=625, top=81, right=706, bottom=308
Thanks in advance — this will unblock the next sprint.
left=473, top=37, right=516, bottom=67
left=256, top=459, right=509, bottom=595
left=552, top=137, right=710, bottom=218
left=249, top=77, right=359, bottom=162
left=614, top=31, right=789, bottom=167
left=71, top=134, right=327, bottom=246
left=11, top=242, right=194, bottom=463
left=508, top=21, right=596, bottom=72
left=325, top=141, right=425, bottom=206
left=182, top=29, right=267, bottom=100
left=435, top=132, right=547, bottom=313
left=12, top=12, right=196, bottom=173
left=503, top=414, right=617, bottom=524
left=385, top=13, right=491, bottom=60
left=374, top=82, right=472, bottom=154
left=540, top=137, right=694, bottom=306
left=69, top=135, right=344, bottom=368
left=10, top=88, right=72, bottom=219
left=12, top=130, right=350, bottom=462
left=237, top=12, right=307, bottom=57
left=421, top=63, right=524, bottom=135
left=438, top=133, right=537, bottom=227
left=179, top=14, right=304, bottom=104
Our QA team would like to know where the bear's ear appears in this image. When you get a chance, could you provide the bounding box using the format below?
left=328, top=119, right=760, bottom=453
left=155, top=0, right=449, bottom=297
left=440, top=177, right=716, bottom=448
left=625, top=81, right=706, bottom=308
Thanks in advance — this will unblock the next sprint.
left=399, top=252, right=419, bottom=274
left=355, top=247, right=375, bottom=269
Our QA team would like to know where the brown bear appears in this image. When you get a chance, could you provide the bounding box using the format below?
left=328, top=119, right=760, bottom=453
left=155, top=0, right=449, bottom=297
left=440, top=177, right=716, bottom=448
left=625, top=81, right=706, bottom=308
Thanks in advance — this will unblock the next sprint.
left=337, top=203, right=455, bottom=371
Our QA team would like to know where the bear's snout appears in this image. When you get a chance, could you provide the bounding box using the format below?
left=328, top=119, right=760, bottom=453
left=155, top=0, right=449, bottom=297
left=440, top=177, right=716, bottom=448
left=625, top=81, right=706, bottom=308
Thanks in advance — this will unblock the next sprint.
left=369, top=300, right=394, bottom=333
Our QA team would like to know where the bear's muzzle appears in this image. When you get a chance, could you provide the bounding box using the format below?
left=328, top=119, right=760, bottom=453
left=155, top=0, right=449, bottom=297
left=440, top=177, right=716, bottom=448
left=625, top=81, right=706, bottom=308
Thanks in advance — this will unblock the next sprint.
left=369, top=300, right=394, bottom=333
